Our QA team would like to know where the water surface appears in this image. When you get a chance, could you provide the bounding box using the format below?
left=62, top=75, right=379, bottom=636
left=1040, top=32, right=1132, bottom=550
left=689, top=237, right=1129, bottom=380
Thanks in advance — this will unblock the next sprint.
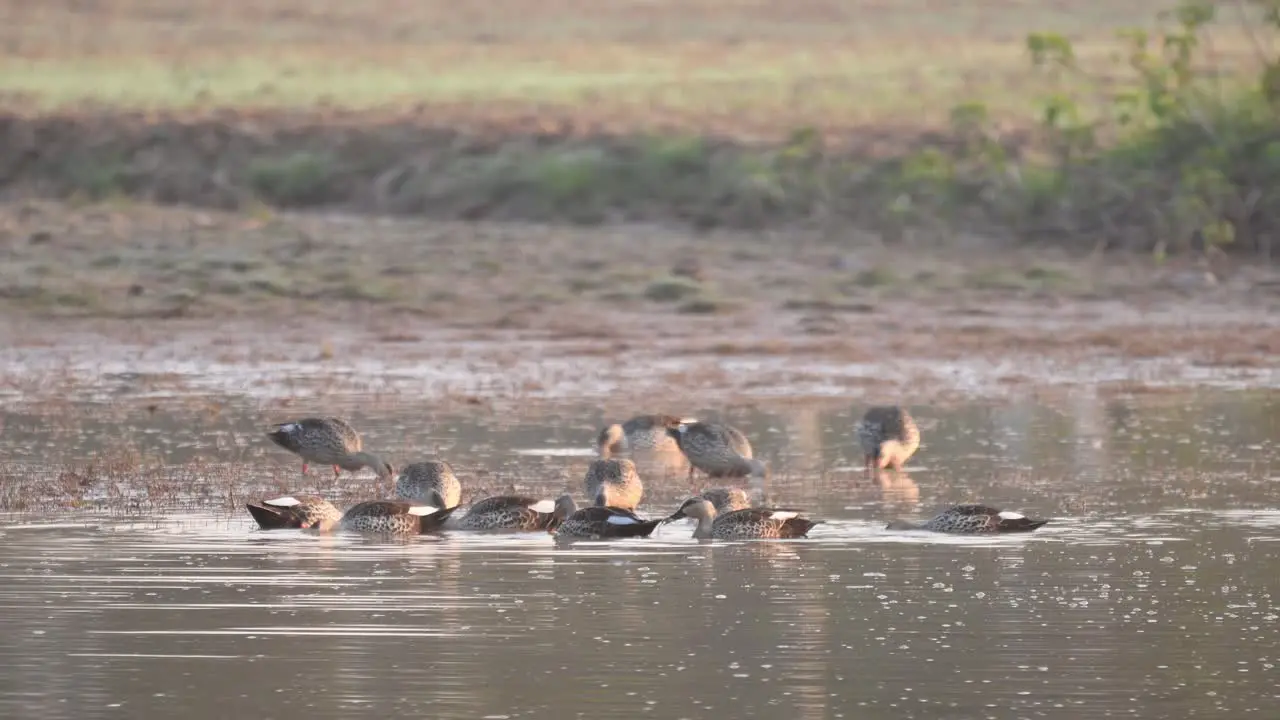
left=0, top=390, right=1277, bottom=719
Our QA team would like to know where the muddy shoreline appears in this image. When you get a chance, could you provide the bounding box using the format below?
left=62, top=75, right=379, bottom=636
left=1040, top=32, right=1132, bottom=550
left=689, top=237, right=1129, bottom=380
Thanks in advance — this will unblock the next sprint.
left=1, top=201, right=1278, bottom=409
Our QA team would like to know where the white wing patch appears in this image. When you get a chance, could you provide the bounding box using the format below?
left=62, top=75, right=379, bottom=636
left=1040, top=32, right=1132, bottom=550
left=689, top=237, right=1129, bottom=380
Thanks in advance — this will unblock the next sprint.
left=265, top=496, right=300, bottom=507
left=769, top=511, right=799, bottom=521
left=679, top=417, right=698, bottom=424
left=676, top=423, right=690, bottom=434
left=407, top=506, right=439, bottom=516
left=528, top=499, right=557, bottom=514
left=998, top=511, right=1025, bottom=520
left=605, top=515, right=640, bottom=525
left=279, top=423, right=299, bottom=433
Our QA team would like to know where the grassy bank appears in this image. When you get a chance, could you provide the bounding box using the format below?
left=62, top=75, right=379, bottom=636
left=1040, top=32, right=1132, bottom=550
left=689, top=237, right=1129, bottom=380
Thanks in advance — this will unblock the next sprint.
left=0, top=0, right=1276, bottom=258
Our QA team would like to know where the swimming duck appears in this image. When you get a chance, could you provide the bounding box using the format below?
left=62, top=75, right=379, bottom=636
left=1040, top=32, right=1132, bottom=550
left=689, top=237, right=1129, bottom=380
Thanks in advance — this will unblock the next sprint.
left=552, top=494, right=663, bottom=539
left=245, top=495, right=342, bottom=530
left=266, top=417, right=395, bottom=484
left=855, top=406, right=920, bottom=471
left=665, top=420, right=765, bottom=479
left=446, top=495, right=561, bottom=532
left=583, top=458, right=644, bottom=511
left=665, top=497, right=820, bottom=540
left=597, top=414, right=693, bottom=477
left=313, top=500, right=458, bottom=534
left=886, top=504, right=1048, bottom=534
left=395, top=460, right=461, bottom=509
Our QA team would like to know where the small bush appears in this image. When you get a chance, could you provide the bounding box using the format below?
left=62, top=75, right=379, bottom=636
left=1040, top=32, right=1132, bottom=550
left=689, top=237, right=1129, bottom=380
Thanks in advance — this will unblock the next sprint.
left=643, top=276, right=703, bottom=302
left=247, top=151, right=342, bottom=207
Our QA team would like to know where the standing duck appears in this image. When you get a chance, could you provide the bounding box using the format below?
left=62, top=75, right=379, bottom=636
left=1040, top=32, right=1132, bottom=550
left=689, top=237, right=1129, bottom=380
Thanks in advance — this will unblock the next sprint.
left=552, top=494, right=663, bottom=539
left=855, top=406, right=920, bottom=471
left=245, top=495, right=342, bottom=530
left=597, top=414, right=694, bottom=478
left=583, top=458, right=644, bottom=511
left=266, top=417, right=395, bottom=486
left=665, top=420, right=765, bottom=480
left=886, top=504, right=1049, bottom=534
left=445, top=495, right=561, bottom=532
left=665, top=497, right=820, bottom=540
left=395, top=460, right=461, bottom=509
left=312, top=500, right=459, bottom=535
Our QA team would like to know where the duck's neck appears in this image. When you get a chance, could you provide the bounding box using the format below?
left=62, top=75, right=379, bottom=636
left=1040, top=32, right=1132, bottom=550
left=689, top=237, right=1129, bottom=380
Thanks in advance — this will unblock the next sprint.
left=340, top=451, right=385, bottom=475
left=691, top=512, right=717, bottom=539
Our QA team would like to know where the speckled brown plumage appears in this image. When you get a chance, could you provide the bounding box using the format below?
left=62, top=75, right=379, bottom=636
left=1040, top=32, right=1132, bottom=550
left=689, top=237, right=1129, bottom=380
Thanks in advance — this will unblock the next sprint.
left=447, top=495, right=561, bottom=531
left=667, top=498, right=820, bottom=540
left=583, top=458, right=644, bottom=510
left=886, top=505, right=1048, bottom=534
left=552, top=494, right=663, bottom=539
left=245, top=495, right=342, bottom=530
left=665, top=420, right=765, bottom=479
left=266, top=416, right=395, bottom=483
left=855, top=406, right=920, bottom=471
left=316, top=500, right=458, bottom=534
left=395, top=460, right=461, bottom=508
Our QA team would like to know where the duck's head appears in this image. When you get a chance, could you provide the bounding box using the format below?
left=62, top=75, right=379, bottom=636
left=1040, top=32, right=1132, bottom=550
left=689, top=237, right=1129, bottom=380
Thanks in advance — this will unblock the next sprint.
left=665, top=497, right=715, bottom=523
left=664, top=419, right=693, bottom=443
left=553, top=494, right=578, bottom=521
left=347, top=452, right=395, bottom=480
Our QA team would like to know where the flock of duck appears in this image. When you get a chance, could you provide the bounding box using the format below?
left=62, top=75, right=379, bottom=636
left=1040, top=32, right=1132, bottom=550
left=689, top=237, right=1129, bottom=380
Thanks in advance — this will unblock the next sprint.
left=246, top=406, right=1050, bottom=540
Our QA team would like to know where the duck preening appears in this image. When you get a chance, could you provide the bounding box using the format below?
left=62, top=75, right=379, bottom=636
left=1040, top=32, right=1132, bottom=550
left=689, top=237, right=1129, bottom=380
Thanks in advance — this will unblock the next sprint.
left=855, top=405, right=920, bottom=471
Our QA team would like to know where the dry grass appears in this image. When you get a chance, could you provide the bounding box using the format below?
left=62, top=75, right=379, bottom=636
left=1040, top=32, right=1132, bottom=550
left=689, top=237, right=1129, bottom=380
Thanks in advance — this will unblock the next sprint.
left=0, top=0, right=1252, bottom=134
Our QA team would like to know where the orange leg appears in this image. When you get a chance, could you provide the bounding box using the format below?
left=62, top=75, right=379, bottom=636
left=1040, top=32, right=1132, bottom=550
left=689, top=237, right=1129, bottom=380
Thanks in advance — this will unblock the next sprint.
left=332, top=465, right=342, bottom=479
left=301, top=462, right=310, bottom=476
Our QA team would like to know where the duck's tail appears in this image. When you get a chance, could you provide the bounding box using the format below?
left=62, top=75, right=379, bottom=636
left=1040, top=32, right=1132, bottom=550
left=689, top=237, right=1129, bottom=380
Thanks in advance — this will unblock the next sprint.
left=417, top=505, right=461, bottom=534
left=616, top=519, right=663, bottom=538
left=998, top=517, right=1049, bottom=533
left=246, top=502, right=294, bottom=530
left=780, top=518, right=822, bottom=538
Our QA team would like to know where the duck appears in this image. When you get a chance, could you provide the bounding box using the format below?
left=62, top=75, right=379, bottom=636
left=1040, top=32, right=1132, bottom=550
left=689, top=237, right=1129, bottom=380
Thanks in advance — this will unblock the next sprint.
left=597, top=414, right=693, bottom=477
left=665, top=497, right=820, bottom=540
left=552, top=494, right=663, bottom=539
left=445, top=495, right=561, bottom=532
left=696, top=487, right=751, bottom=513
left=886, top=504, right=1049, bottom=534
left=266, top=417, right=395, bottom=485
left=394, top=460, right=461, bottom=508
left=312, top=500, right=459, bottom=534
left=855, top=406, right=920, bottom=471
left=582, top=458, right=644, bottom=511
left=665, top=420, right=765, bottom=480
left=245, top=495, right=342, bottom=530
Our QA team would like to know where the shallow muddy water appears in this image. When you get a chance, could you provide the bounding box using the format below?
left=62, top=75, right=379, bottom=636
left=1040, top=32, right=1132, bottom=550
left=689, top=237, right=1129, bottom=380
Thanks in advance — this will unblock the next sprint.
left=0, top=390, right=1278, bottom=719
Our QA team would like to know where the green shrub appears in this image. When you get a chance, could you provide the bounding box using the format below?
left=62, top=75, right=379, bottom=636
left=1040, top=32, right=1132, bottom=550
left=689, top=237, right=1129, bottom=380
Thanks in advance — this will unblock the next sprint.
left=247, top=151, right=341, bottom=206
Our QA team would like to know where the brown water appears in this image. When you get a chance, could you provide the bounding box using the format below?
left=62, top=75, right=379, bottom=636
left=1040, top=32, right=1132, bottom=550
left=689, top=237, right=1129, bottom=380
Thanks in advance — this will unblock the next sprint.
left=1, top=391, right=1278, bottom=719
